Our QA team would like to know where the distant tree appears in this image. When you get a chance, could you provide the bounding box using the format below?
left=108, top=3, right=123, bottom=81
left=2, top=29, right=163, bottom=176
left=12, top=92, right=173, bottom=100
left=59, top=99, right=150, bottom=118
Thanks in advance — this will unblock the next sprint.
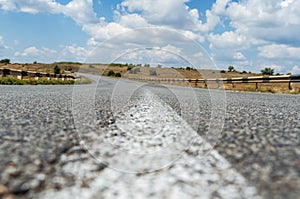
left=53, top=65, right=61, bottom=74
left=144, top=64, right=150, bottom=67
left=33, top=61, right=37, bottom=64
left=228, top=66, right=235, bottom=72
left=157, top=64, right=162, bottom=68
left=0, top=59, right=10, bottom=64
left=261, top=67, right=274, bottom=75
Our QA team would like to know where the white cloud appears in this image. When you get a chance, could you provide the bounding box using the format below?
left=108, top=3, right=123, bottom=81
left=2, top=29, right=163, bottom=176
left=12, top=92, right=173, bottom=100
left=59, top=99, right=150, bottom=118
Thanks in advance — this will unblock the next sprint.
left=0, top=36, right=8, bottom=49
left=0, top=0, right=16, bottom=11
left=121, top=0, right=189, bottom=26
left=0, top=0, right=62, bottom=14
left=258, top=44, right=300, bottom=60
left=209, top=31, right=248, bottom=49
left=207, top=0, right=300, bottom=72
left=161, top=45, right=182, bottom=55
left=63, top=0, right=98, bottom=25
left=118, top=13, right=149, bottom=28
left=291, top=66, right=300, bottom=74
left=208, top=31, right=251, bottom=69
left=13, top=45, right=88, bottom=63
left=210, top=49, right=251, bottom=70
left=14, top=46, right=57, bottom=62
left=0, top=0, right=98, bottom=25
left=84, top=22, right=131, bottom=41
left=16, top=46, right=39, bottom=56
left=60, top=45, right=88, bottom=62
left=120, top=0, right=220, bottom=33
left=233, top=52, right=246, bottom=60
left=218, top=0, right=300, bottom=45
left=85, top=27, right=215, bottom=69
left=115, top=45, right=186, bottom=67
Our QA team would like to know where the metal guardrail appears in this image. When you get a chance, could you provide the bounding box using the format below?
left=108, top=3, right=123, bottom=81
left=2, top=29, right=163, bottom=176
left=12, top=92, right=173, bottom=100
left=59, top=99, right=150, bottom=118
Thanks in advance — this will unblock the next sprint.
left=130, top=75, right=300, bottom=90
left=0, top=68, right=76, bottom=80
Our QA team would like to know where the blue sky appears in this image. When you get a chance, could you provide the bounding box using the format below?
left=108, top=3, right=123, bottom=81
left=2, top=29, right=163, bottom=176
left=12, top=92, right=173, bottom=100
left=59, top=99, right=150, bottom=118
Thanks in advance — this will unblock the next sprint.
left=0, top=0, right=299, bottom=74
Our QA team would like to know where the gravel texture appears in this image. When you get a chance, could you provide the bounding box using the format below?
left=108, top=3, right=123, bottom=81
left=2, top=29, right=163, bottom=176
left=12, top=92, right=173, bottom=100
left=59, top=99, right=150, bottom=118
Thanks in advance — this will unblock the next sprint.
left=0, top=74, right=299, bottom=199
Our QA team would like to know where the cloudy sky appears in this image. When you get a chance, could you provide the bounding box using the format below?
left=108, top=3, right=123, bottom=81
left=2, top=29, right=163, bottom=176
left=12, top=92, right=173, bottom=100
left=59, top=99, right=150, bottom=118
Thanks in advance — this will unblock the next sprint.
left=0, top=0, right=299, bottom=74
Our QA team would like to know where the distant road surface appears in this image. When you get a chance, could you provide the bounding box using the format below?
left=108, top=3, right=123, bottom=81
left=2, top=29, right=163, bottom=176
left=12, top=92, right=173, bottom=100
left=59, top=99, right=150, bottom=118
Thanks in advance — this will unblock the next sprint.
left=0, top=74, right=299, bottom=199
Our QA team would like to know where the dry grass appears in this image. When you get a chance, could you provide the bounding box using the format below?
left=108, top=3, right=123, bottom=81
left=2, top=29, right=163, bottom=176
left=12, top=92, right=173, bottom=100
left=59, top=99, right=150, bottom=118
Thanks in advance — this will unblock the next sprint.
left=1, top=63, right=79, bottom=73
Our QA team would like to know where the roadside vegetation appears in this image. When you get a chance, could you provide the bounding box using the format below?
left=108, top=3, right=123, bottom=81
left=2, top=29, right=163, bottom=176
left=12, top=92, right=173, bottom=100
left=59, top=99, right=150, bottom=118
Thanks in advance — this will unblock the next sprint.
left=0, top=63, right=93, bottom=85
left=0, top=76, right=92, bottom=85
left=0, top=77, right=75, bottom=85
left=1, top=59, right=298, bottom=93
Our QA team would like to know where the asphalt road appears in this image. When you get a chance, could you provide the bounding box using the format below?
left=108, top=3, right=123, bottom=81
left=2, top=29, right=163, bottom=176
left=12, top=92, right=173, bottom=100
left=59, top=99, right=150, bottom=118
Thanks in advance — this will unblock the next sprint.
left=0, top=74, right=299, bottom=199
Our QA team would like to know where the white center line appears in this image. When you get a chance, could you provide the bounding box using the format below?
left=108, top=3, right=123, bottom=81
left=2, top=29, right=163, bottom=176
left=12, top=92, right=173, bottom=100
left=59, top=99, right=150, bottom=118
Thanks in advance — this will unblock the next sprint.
left=41, top=89, right=261, bottom=199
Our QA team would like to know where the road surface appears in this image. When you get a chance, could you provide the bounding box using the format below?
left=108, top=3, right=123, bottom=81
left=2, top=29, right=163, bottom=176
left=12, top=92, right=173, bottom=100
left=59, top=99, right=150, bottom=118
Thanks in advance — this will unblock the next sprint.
left=0, top=74, right=299, bottom=198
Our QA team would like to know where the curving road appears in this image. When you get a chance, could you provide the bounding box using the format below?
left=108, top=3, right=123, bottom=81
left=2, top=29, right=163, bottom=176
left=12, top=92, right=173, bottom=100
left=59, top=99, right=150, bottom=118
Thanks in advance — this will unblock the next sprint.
left=0, top=74, right=299, bottom=199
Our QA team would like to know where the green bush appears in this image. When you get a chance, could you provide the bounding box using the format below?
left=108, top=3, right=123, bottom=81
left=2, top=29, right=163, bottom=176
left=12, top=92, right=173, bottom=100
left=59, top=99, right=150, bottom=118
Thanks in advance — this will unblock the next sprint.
left=186, top=66, right=196, bottom=71
left=115, top=72, right=121, bottom=77
left=127, top=65, right=134, bottom=71
left=128, top=66, right=140, bottom=74
left=133, top=67, right=140, bottom=74
left=0, top=77, right=25, bottom=85
left=149, top=68, right=157, bottom=76
left=107, top=70, right=115, bottom=76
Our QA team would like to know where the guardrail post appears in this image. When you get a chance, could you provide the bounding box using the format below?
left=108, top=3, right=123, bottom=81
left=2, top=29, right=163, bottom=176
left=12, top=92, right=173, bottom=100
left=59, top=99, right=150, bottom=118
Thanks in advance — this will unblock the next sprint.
left=1, top=69, right=10, bottom=77
left=45, top=73, right=50, bottom=80
left=232, top=83, right=235, bottom=88
left=35, top=73, right=40, bottom=80
left=204, top=80, right=208, bottom=88
left=288, top=82, right=293, bottom=90
left=256, top=82, right=259, bottom=90
left=19, top=71, right=28, bottom=80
